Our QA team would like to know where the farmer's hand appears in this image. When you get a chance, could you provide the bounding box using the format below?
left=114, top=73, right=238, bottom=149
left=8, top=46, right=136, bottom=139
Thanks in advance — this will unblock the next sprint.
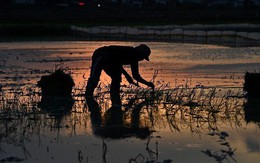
left=126, top=76, right=139, bottom=87
left=147, top=82, right=155, bottom=89
left=131, top=81, right=139, bottom=87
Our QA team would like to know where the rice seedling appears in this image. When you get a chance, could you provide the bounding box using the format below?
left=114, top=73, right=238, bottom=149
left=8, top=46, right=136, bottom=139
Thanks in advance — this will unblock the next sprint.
left=0, top=68, right=253, bottom=163
left=244, top=71, right=260, bottom=98
left=0, top=72, right=248, bottom=129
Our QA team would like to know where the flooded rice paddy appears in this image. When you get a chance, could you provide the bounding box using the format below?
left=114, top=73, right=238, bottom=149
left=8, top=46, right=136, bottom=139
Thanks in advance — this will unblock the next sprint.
left=0, top=41, right=260, bottom=163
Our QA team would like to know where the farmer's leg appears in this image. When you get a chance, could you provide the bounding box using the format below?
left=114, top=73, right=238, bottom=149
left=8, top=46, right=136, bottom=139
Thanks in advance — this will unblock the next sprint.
left=85, top=55, right=104, bottom=96
left=103, top=66, right=122, bottom=107
left=110, top=76, right=122, bottom=107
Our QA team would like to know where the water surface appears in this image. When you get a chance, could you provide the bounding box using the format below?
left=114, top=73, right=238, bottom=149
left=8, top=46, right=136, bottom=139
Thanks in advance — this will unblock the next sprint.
left=0, top=41, right=259, bottom=163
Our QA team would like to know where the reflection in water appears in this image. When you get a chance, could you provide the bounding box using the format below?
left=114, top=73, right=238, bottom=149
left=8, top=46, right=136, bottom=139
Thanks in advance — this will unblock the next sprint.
left=86, top=96, right=155, bottom=163
left=86, top=96, right=152, bottom=139
left=38, top=96, right=74, bottom=128
left=85, top=93, right=174, bottom=163
left=85, top=85, right=247, bottom=163
left=202, top=131, right=237, bottom=163
left=0, top=82, right=259, bottom=162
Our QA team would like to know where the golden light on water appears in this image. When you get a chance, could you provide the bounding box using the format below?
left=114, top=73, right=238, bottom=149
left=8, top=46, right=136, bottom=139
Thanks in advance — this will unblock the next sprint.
left=0, top=41, right=259, bottom=163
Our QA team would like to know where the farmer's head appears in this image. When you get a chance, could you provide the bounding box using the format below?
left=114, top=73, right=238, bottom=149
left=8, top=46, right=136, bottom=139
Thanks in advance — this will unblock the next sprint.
left=135, top=44, right=151, bottom=61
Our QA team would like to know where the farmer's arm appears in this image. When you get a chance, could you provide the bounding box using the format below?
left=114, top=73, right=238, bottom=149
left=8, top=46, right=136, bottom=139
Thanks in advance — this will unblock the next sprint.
left=122, top=67, right=139, bottom=86
left=131, top=62, right=154, bottom=89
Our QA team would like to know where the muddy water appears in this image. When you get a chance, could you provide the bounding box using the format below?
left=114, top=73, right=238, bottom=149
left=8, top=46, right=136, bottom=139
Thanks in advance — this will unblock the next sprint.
left=0, top=41, right=259, bottom=163
left=1, top=41, right=259, bottom=88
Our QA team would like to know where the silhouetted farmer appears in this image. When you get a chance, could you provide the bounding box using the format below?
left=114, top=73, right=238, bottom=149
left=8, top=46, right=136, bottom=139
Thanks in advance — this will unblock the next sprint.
left=85, top=44, right=154, bottom=106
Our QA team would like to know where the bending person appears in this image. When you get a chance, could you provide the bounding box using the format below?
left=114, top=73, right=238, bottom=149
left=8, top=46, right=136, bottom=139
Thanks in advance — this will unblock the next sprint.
left=85, top=44, right=154, bottom=106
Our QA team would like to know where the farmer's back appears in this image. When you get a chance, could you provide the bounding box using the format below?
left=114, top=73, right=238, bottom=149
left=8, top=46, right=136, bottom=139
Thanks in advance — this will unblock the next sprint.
left=93, top=45, right=140, bottom=65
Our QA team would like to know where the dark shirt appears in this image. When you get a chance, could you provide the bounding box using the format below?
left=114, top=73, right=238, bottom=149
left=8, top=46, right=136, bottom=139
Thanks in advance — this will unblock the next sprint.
left=93, top=45, right=143, bottom=65
left=93, top=45, right=145, bottom=80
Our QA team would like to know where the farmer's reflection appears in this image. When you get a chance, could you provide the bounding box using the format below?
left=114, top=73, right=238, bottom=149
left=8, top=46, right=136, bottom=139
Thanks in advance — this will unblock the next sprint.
left=86, top=96, right=152, bottom=139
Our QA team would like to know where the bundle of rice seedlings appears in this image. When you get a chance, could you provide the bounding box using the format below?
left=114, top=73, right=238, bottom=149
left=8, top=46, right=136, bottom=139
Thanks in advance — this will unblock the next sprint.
left=244, top=71, right=260, bottom=98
